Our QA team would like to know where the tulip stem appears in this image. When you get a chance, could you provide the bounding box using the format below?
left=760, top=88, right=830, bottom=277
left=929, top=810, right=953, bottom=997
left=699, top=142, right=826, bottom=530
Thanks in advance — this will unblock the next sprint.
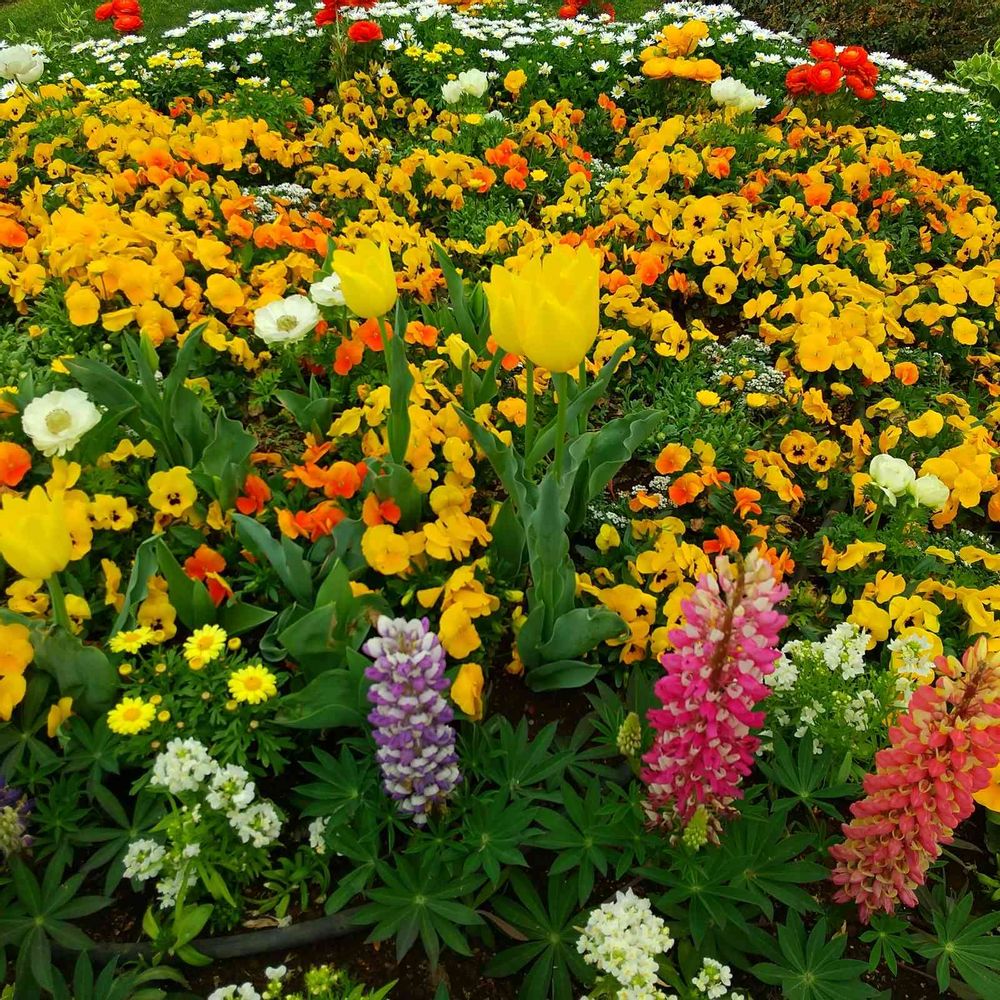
left=524, top=360, right=536, bottom=457
left=553, top=373, right=568, bottom=479
left=576, top=359, right=587, bottom=433
left=46, top=574, right=73, bottom=634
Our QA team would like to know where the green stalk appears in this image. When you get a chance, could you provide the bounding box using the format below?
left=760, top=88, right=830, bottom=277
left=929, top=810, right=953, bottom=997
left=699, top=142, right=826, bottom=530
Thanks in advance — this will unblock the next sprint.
left=46, top=574, right=73, bottom=633
left=576, top=358, right=587, bottom=433
left=524, top=359, right=536, bottom=456
left=553, top=372, right=569, bottom=479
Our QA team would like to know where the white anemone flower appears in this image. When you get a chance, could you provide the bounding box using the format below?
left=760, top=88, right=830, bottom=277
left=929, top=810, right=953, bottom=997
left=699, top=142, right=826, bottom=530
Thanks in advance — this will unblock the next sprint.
left=308, top=273, right=346, bottom=307
left=21, top=388, right=101, bottom=457
left=0, top=44, right=46, bottom=85
left=253, top=295, right=320, bottom=345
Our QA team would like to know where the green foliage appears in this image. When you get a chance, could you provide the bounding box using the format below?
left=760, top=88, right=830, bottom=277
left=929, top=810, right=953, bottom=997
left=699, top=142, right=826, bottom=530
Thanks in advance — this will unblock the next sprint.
left=753, top=914, right=878, bottom=1000
left=953, top=43, right=1000, bottom=108
left=916, top=887, right=1000, bottom=996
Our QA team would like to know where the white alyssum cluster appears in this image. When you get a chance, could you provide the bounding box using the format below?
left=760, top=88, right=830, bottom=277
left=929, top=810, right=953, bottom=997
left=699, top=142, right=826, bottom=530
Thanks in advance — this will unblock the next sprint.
left=208, top=966, right=286, bottom=1000
left=130, top=740, right=281, bottom=907
left=577, top=889, right=675, bottom=999
left=691, top=957, right=746, bottom=999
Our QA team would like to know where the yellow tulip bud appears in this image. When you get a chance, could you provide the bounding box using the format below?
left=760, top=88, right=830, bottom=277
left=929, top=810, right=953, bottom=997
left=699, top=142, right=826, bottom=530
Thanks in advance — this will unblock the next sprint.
left=0, top=486, right=73, bottom=579
left=331, top=239, right=397, bottom=319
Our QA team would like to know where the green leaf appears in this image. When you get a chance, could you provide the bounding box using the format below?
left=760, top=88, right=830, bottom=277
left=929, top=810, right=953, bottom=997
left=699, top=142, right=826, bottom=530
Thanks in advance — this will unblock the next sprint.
left=154, top=538, right=215, bottom=630
left=233, top=514, right=313, bottom=605
left=536, top=607, right=626, bottom=663
left=31, top=628, right=117, bottom=718
left=275, top=657, right=368, bottom=729
left=526, top=660, right=600, bottom=692
left=386, top=302, right=414, bottom=465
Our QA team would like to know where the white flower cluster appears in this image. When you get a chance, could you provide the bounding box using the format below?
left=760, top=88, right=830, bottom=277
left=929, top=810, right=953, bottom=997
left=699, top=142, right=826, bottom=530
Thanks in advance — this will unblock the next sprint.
left=710, top=76, right=768, bottom=112
left=822, top=622, right=869, bottom=680
left=577, top=889, right=675, bottom=1000
left=691, top=957, right=746, bottom=999
left=207, top=967, right=286, bottom=1000
left=129, top=740, right=282, bottom=907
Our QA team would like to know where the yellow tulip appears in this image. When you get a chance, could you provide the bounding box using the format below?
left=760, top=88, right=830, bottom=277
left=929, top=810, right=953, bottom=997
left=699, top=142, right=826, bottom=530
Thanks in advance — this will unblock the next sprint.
left=0, top=486, right=73, bottom=579
left=331, top=239, right=397, bottom=318
left=450, top=662, right=484, bottom=721
left=484, top=244, right=600, bottom=373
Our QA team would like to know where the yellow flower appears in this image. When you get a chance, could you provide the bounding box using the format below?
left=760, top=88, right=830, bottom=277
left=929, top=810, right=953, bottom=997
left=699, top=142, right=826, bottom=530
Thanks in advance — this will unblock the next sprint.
left=907, top=410, right=944, bottom=438
left=228, top=664, right=278, bottom=704
left=0, top=622, right=33, bottom=675
left=0, top=486, right=73, bottom=579
left=848, top=599, right=891, bottom=645
left=362, top=524, right=412, bottom=575
left=107, top=697, right=156, bottom=735
left=65, top=282, right=100, bottom=326
left=484, top=244, right=601, bottom=373
left=596, top=523, right=621, bottom=552
left=47, top=696, right=73, bottom=738
left=974, top=763, right=1000, bottom=812
left=205, top=274, right=245, bottom=313
left=148, top=466, right=197, bottom=517
left=183, top=624, right=228, bottom=669
left=0, top=672, right=26, bottom=722
left=109, top=626, right=155, bottom=654
left=331, top=239, right=397, bottom=318
left=439, top=604, right=481, bottom=659
left=695, top=389, right=720, bottom=407
left=503, top=68, right=527, bottom=95
left=451, top=662, right=484, bottom=720
left=702, top=266, right=738, bottom=304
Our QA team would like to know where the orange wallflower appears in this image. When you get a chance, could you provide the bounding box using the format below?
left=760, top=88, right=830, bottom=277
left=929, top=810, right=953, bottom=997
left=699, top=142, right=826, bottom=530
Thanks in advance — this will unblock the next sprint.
left=236, top=474, right=271, bottom=516
left=733, top=487, right=763, bottom=519
left=183, top=545, right=233, bottom=606
left=668, top=473, right=704, bottom=506
left=655, top=443, right=691, bottom=475
left=362, top=493, right=402, bottom=526
left=703, top=524, right=740, bottom=554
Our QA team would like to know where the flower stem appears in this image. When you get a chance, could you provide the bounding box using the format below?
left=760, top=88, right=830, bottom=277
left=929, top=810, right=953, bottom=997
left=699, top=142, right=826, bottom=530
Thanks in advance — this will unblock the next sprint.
left=46, top=574, right=73, bottom=633
left=554, top=372, right=568, bottom=479
left=524, top=360, right=535, bottom=455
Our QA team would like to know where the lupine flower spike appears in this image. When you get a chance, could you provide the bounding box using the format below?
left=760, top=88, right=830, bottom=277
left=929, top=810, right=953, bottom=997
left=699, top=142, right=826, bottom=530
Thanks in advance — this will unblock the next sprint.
left=363, top=615, right=461, bottom=824
left=0, top=776, right=32, bottom=860
left=642, top=549, right=788, bottom=843
left=830, top=638, right=1000, bottom=922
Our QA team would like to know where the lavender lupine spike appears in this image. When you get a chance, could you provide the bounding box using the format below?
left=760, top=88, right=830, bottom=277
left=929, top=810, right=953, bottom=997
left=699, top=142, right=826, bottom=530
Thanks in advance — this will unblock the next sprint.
left=0, top=776, right=32, bottom=861
left=363, top=615, right=461, bottom=824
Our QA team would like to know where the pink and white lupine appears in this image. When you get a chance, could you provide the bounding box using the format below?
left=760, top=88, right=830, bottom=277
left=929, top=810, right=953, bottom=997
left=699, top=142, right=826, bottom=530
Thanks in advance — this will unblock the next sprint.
left=642, top=549, right=788, bottom=842
left=830, top=639, right=1000, bottom=922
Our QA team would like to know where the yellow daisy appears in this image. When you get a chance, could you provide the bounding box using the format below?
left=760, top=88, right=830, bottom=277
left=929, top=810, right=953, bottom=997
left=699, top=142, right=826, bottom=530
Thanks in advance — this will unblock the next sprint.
left=109, top=626, right=155, bottom=654
left=182, top=624, right=228, bottom=670
left=228, top=664, right=278, bottom=705
left=107, top=697, right=156, bottom=735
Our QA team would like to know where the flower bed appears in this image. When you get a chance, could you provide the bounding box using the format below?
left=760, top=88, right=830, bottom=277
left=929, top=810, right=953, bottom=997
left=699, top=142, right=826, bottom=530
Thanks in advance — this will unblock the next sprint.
left=1, top=1, right=1000, bottom=998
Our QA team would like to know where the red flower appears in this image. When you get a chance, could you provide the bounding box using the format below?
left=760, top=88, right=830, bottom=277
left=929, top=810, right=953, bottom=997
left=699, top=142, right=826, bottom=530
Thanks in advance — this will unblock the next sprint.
left=0, top=443, right=30, bottom=487
left=347, top=20, right=382, bottom=43
left=806, top=59, right=843, bottom=95
left=785, top=64, right=812, bottom=95
left=315, top=6, right=338, bottom=25
left=838, top=44, right=868, bottom=69
left=184, top=545, right=234, bottom=606
left=558, top=4, right=579, bottom=16
left=808, top=39, right=837, bottom=60
left=113, top=14, right=143, bottom=31
left=95, top=2, right=115, bottom=19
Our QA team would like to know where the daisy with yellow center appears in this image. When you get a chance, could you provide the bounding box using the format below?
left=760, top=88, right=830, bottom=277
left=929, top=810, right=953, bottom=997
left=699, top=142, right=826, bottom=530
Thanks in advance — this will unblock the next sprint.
left=109, top=626, right=155, bottom=654
left=228, top=664, right=278, bottom=705
left=182, top=624, right=228, bottom=670
left=107, top=697, right=156, bottom=735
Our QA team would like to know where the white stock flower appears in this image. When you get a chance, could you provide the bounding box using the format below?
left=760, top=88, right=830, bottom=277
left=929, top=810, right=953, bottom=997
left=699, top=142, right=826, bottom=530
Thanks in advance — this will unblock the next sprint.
left=253, top=295, right=320, bottom=345
left=21, top=388, right=101, bottom=457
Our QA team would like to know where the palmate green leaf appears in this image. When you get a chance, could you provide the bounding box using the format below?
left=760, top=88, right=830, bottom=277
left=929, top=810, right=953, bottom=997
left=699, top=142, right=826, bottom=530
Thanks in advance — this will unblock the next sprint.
left=860, top=915, right=915, bottom=976
left=477, top=717, right=570, bottom=799
left=917, top=887, right=1000, bottom=995
left=484, top=872, right=590, bottom=1000
left=758, top=734, right=858, bottom=817
left=753, top=914, right=877, bottom=1000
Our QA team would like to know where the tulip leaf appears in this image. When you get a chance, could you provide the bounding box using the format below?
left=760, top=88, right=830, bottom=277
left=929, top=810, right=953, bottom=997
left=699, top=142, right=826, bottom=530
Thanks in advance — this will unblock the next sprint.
left=154, top=538, right=216, bottom=630
left=489, top=498, right=526, bottom=582
left=565, top=407, right=662, bottom=530
left=111, top=536, right=160, bottom=634
left=31, top=628, right=117, bottom=718
left=432, top=243, right=481, bottom=347
left=232, top=514, right=313, bottom=605
left=386, top=302, right=414, bottom=465
left=524, top=340, right=633, bottom=469
left=275, top=650, right=369, bottom=729
left=525, top=473, right=575, bottom=624
left=195, top=409, right=257, bottom=510
left=372, top=462, right=422, bottom=528
left=217, top=601, right=276, bottom=636
left=526, top=660, right=601, bottom=692
left=536, top=607, right=626, bottom=663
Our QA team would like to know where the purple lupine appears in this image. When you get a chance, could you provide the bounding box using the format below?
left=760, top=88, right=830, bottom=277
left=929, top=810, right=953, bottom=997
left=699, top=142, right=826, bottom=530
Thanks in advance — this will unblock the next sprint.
left=363, top=615, right=461, bottom=824
left=0, top=776, right=32, bottom=861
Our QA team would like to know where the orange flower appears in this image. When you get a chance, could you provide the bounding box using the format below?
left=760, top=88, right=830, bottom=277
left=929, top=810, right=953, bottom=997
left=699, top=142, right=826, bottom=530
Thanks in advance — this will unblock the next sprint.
left=0, top=442, right=31, bottom=487
left=894, top=361, right=919, bottom=385
left=277, top=501, right=345, bottom=542
left=356, top=317, right=388, bottom=352
left=757, top=543, right=795, bottom=582
left=703, top=525, right=740, bottom=554
left=235, top=474, right=271, bottom=516
left=334, top=338, right=364, bottom=376
left=362, top=493, right=402, bottom=526
left=655, top=443, right=691, bottom=475
left=733, top=487, right=762, bottom=519
left=668, top=473, right=704, bottom=506
left=325, top=460, right=368, bottom=499
left=183, top=545, right=233, bottom=606
left=0, top=219, right=28, bottom=249
left=405, top=321, right=439, bottom=347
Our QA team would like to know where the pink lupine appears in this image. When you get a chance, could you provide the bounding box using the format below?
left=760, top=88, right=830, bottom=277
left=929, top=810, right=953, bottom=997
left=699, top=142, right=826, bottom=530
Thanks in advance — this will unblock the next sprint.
left=831, top=638, right=1000, bottom=923
left=641, top=548, right=788, bottom=841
